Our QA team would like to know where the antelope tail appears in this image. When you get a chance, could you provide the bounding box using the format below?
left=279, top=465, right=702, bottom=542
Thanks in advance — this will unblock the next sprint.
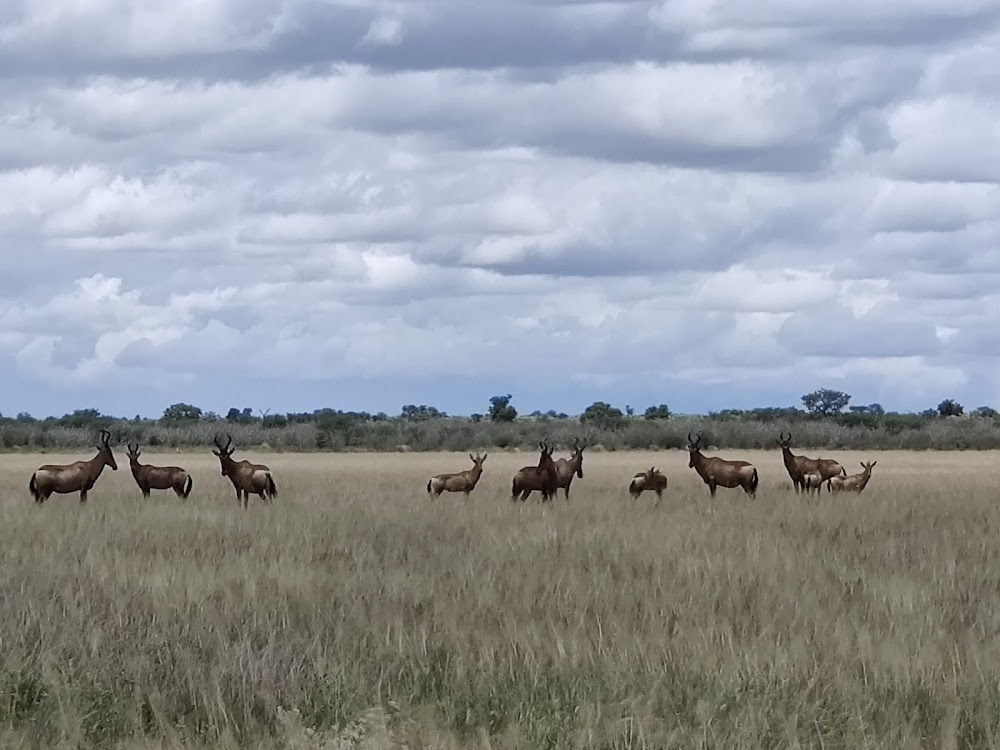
left=182, top=475, right=193, bottom=499
left=266, top=473, right=278, bottom=498
left=29, top=473, right=37, bottom=501
left=426, top=479, right=433, bottom=495
left=750, top=468, right=759, bottom=493
left=840, top=466, right=847, bottom=476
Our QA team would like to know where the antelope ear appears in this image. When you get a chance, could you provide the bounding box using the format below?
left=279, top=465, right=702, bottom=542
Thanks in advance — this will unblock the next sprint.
left=871, top=460, right=877, bottom=467
left=470, top=454, right=475, bottom=461
left=481, top=453, right=487, bottom=461
left=213, top=449, right=221, bottom=456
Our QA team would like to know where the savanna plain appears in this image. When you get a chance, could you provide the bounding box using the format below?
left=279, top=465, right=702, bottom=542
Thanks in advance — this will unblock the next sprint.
left=2, top=449, right=1000, bottom=749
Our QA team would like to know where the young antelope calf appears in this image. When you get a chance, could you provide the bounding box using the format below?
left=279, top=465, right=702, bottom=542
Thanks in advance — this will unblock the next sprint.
left=427, top=452, right=487, bottom=500
left=628, top=466, right=668, bottom=505
left=127, top=442, right=193, bottom=499
left=828, top=461, right=877, bottom=494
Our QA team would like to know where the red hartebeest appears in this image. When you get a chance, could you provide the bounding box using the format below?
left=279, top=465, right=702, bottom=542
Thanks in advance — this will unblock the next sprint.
left=687, top=432, right=758, bottom=498
left=511, top=441, right=558, bottom=502
left=427, top=452, right=487, bottom=499
left=212, top=434, right=277, bottom=508
left=551, top=437, right=587, bottom=501
left=828, top=461, right=877, bottom=494
left=777, top=432, right=845, bottom=494
left=29, top=429, right=118, bottom=504
left=126, top=442, right=193, bottom=500
left=628, top=466, right=668, bottom=504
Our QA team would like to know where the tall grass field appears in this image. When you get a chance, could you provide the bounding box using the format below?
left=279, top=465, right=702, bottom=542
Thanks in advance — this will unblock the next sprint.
left=1, top=448, right=999, bottom=749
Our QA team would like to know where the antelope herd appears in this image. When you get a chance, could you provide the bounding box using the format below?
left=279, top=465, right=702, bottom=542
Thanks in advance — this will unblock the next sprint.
left=24, top=429, right=879, bottom=507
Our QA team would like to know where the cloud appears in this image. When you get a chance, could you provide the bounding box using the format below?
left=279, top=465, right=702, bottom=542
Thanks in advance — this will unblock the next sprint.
left=0, top=0, right=998, bottom=417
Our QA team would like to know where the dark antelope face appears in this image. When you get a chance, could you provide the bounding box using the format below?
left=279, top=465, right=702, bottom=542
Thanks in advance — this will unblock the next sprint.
left=571, top=437, right=586, bottom=478
left=212, top=434, right=236, bottom=476
left=98, top=429, right=118, bottom=470
left=535, top=441, right=555, bottom=476
left=686, top=432, right=703, bottom=468
left=126, top=442, right=141, bottom=463
left=777, top=432, right=792, bottom=450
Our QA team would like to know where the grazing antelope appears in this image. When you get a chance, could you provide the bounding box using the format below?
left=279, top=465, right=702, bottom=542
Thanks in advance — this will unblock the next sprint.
left=777, top=432, right=846, bottom=493
left=828, top=461, right=876, bottom=494
left=628, top=466, right=668, bottom=504
left=511, top=441, right=558, bottom=502
left=29, top=429, right=118, bottom=504
left=126, top=442, right=193, bottom=500
left=426, top=452, right=487, bottom=500
left=687, top=432, right=758, bottom=498
left=212, top=434, right=277, bottom=508
left=551, top=437, right=587, bottom=501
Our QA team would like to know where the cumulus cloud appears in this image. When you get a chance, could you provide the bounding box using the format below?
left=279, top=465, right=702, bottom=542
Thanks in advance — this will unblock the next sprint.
left=0, top=0, right=998, bottom=417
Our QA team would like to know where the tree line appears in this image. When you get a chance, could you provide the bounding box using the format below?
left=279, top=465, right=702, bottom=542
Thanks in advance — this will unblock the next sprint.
left=0, top=389, right=995, bottom=452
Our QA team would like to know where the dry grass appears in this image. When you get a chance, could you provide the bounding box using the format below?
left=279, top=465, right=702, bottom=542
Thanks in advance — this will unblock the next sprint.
left=1, top=448, right=1000, bottom=749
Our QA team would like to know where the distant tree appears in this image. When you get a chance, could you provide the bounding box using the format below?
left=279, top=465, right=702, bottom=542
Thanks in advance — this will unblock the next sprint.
left=625, top=404, right=634, bottom=417
left=15, top=412, right=35, bottom=422
left=849, top=403, right=885, bottom=416
left=470, top=413, right=483, bottom=423
left=226, top=407, right=257, bottom=424
left=161, top=403, right=203, bottom=423
left=643, top=404, right=672, bottom=420
left=488, top=394, right=517, bottom=422
left=937, top=399, right=964, bottom=418
left=401, top=404, right=445, bottom=421
left=801, top=389, right=851, bottom=416
left=972, top=406, right=998, bottom=418
left=581, top=401, right=626, bottom=430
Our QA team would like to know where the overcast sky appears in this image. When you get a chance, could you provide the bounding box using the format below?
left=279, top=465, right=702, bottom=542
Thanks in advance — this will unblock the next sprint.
left=1, top=0, right=998, bottom=419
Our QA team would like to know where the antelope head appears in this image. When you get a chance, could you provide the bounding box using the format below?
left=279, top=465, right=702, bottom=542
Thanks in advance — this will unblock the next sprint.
left=97, top=429, right=118, bottom=470
left=126, top=441, right=141, bottom=464
left=686, top=432, right=703, bottom=467
left=469, top=452, right=487, bottom=470
left=571, top=437, right=586, bottom=478
left=535, top=440, right=556, bottom=476
left=212, top=434, right=235, bottom=476
left=777, top=432, right=792, bottom=450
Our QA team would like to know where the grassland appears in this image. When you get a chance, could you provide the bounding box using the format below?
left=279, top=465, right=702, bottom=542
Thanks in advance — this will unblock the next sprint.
left=1, top=448, right=1000, bottom=749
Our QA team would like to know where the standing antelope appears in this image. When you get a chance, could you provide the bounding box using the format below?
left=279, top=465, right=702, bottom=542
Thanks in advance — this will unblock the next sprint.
left=212, top=434, right=277, bottom=508
left=29, top=429, right=118, bottom=504
left=126, top=442, right=193, bottom=500
left=687, top=432, right=759, bottom=498
left=426, top=452, right=487, bottom=499
left=511, top=441, right=558, bottom=502
left=551, top=438, right=586, bottom=501
left=777, top=432, right=846, bottom=493
left=628, top=466, right=668, bottom=504
left=802, top=471, right=825, bottom=495
left=828, top=461, right=876, bottom=494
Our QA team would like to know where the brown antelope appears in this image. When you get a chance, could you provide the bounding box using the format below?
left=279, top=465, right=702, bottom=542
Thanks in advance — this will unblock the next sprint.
left=628, top=466, right=668, bottom=504
left=29, top=428, right=118, bottom=504
left=828, top=461, right=876, bottom=494
left=212, top=434, right=277, bottom=507
left=426, top=452, right=487, bottom=499
left=126, top=442, right=193, bottom=500
left=687, top=432, right=758, bottom=498
left=551, top=437, right=587, bottom=501
left=511, top=441, right=558, bottom=502
left=777, top=432, right=846, bottom=493
left=802, top=471, right=825, bottom=495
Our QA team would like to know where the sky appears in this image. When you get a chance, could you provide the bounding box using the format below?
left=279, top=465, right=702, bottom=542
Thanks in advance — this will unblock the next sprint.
left=1, top=0, right=999, bottom=419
